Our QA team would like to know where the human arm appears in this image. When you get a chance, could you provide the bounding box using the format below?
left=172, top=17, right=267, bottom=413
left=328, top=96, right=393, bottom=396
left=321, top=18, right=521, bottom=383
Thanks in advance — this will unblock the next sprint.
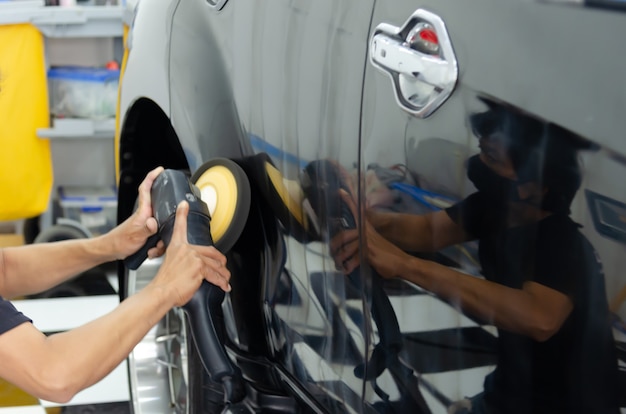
left=330, top=188, right=469, bottom=267
left=0, top=200, right=231, bottom=403
left=367, top=208, right=469, bottom=252
left=335, top=220, right=572, bottom=341
left=392, top=256, right=573, bottom=342
left=0, top=167, right=166, bottom=299
left=332, top=191, right=573, bottom=342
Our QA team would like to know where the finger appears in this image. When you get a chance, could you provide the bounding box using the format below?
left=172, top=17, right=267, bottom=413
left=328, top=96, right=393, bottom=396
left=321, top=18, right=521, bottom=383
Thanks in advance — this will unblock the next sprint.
left=193, top=251, right=228, bottom=274
left=137, top=167, right=164, bottom=210
left=154, top=240, right=165, bottom=255
left=329, top=230, right=358, bottom=255
left=193, top=245, right=228, bottom=267
left=336, top=253, right=359, bottom=274
left=147, top=240, right=165, bottom=259
left=343, top=255, right=360, bottom=274
left=334, top=238, right=359, bottom=264
left=205, top=264, right=231, bottom=292
left=207, top=246, right=228, bottom=267
left=170, top=201, right=190, bottom=244
left=145, top=216, right=158, bottom=235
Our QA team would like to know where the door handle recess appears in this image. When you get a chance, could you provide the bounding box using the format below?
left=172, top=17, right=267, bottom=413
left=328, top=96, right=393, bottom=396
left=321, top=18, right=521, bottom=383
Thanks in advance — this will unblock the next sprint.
left=369, top=9, right=458, bottom=118
left=207, top=0, right=228, bottom=10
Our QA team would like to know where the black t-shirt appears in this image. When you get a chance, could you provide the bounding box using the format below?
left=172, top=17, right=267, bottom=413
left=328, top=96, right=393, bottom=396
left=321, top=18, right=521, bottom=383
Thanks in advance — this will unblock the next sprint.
left=0, top=296, right=31, bottom=335
left=446, top=192, right=620, bottom=414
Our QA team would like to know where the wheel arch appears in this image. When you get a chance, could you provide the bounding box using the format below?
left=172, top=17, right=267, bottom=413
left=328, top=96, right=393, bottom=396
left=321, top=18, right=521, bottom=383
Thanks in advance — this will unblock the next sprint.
left=117, top=97, right=189, bottom=224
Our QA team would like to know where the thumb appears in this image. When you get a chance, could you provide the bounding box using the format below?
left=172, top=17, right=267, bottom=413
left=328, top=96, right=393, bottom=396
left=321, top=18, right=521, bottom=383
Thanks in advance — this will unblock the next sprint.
left=144, top=216, right=159, bottom=236
left=171, top=201, right=190, bottom=244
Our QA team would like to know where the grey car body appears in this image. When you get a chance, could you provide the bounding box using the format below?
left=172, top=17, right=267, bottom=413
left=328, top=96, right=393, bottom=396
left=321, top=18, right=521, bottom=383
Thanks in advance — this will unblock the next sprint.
left=116, top=1, right=626, bottom=412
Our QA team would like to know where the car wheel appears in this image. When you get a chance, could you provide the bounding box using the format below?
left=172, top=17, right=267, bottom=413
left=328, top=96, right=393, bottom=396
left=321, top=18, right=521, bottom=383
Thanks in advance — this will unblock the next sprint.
left=126, top=262, right=214, bottom=413
left=27, top=224, right=91, bottom=299
left=33, top=223, right=88, bottom=243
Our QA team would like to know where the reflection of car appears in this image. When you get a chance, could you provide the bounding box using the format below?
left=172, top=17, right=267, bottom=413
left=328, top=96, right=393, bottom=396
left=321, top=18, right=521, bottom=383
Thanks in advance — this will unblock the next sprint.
left=116, top=0, right=626, bottom=413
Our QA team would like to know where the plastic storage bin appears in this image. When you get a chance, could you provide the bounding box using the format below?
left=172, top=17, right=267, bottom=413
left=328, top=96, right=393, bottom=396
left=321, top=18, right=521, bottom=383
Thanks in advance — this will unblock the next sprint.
left=58, top=186, right=117, bottom=236
left=47, top=66, right=120, bottom=119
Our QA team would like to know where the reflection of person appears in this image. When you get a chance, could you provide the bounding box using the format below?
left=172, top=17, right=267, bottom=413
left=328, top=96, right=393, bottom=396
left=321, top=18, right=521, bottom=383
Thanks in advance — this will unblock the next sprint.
left=0, top=167, right=231, bottom=403
left=332, top=103, right=620, bottom=413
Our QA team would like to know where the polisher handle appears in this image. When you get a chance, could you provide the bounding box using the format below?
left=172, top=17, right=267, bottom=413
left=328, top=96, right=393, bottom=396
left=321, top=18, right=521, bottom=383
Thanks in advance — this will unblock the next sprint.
left=183, top=282, right=244, bottom=403
left=124, top=233, right=160, bottom=270
left=124, top=168, right=204, bottom=270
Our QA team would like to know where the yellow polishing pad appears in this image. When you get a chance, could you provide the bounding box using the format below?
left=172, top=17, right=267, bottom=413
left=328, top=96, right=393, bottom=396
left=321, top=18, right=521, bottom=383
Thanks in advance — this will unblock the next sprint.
left=194, top=165, right=238, bottom=243
left=264, top=161, right=308, bottom=231
left=191, top=158, right=251, bottom=252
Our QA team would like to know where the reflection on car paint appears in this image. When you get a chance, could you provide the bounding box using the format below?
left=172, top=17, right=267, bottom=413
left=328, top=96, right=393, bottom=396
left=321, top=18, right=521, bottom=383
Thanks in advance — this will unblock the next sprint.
left=117, top=1, right=626, bottom=412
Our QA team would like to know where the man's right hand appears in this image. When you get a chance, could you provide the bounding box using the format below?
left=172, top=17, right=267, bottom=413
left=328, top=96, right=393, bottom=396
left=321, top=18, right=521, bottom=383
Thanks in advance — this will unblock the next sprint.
left=151, top=200, right=231, bottom=308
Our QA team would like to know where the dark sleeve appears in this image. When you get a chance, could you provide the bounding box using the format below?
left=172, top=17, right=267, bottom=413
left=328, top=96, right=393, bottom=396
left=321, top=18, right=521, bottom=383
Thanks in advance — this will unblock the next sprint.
left=445, top=192, right=491, bottom=239
left=534, top=218, right=595, bottom=297
left=0, top=297, right=32, bottom=335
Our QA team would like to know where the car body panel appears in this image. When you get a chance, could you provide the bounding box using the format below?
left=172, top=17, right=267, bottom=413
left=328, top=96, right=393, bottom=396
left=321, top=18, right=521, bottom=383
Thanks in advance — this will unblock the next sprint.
left=119, top=0, right=174, bottom=123
left=117, top=0, right=626, bottom=412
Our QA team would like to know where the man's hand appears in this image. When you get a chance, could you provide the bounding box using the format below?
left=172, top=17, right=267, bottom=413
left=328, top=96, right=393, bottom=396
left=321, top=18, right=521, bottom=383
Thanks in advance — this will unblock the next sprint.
left=151, top=201, right=231, bottom=307
left=107, top=166, right=166, bottom=260
left=330, top=189, right=408, bottom=279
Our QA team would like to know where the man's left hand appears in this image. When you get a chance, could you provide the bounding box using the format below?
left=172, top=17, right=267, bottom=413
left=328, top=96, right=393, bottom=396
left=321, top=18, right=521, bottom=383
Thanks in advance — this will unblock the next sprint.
left=108, top=166, right=166, bottom=260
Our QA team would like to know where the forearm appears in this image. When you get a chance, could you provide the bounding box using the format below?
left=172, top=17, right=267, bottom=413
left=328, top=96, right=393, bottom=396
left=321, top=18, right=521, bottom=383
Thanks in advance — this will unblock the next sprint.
left=369, top=211, right=436, bottom=251
left=369, top=209, right=470, bottom=253
left=0, top=235, right=118, bottom=298
left=399, top=257, right=548, bottom=337
left=36, top=285, right=171, bottom=402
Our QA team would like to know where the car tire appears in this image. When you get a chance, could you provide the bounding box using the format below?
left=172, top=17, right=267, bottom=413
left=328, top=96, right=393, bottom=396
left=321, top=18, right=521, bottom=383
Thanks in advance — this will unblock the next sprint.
left=27, top=224, right=91, bottom=299
left=33, top=223, right=88, bottom=243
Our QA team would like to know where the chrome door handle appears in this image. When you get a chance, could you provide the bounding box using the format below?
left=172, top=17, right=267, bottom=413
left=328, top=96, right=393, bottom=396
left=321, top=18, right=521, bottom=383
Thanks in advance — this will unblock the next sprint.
left=369, top=9, right=458, bottom=118
left=371, top=34, right=452, bottom=88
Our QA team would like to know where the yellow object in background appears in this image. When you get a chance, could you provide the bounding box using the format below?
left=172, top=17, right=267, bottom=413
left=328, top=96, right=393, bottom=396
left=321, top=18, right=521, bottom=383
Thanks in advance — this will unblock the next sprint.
left=114, top=24, right=129, bottom=185
left=0, top=24, right=53, bottom=220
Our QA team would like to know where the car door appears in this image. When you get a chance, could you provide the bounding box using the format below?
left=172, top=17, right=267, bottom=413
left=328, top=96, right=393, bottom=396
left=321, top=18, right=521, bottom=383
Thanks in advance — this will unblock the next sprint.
left=360, top=1, right=626, bottom=413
